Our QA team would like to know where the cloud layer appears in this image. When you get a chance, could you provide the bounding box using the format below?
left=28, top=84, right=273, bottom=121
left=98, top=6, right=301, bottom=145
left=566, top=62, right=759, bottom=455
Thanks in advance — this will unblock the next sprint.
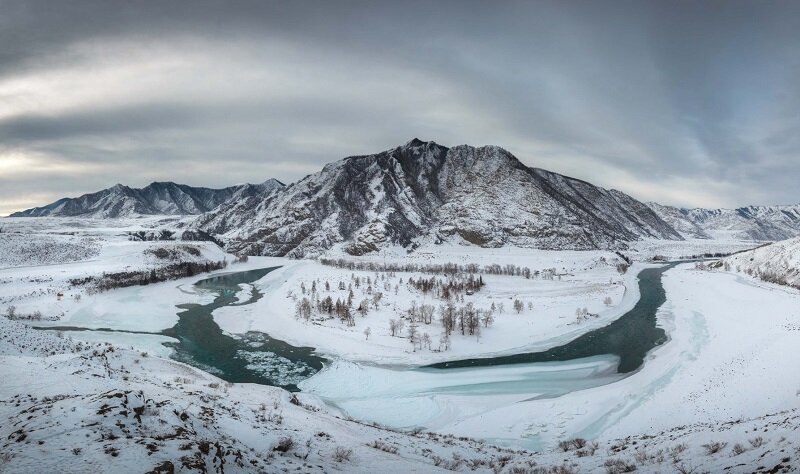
left=2, top=0, right=800, bottom=215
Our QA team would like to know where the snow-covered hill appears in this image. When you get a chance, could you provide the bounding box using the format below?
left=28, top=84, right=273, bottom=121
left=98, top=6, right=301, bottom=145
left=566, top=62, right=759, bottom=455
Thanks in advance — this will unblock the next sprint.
left=721, top=237, right=800, bottom=289
left=196, top=139, right=682, bottom=257
left=10, top=180, right=284, bottom=218
left=649, top=202, right=800, bottom=241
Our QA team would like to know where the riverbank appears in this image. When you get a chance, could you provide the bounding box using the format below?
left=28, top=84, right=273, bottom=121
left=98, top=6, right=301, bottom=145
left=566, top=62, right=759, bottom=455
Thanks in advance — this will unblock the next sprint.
left=310, top=262, right=798, bottom=455
left=297, top=264, right=675, bottom=447
left=2, top=261, right=797, bottom=472
left=213, top=248, right=648, bottom=365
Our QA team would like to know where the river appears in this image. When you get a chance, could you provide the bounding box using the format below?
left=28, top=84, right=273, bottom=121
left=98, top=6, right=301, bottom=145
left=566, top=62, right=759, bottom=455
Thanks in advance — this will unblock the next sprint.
left=40, top=263, right=673, bottom=422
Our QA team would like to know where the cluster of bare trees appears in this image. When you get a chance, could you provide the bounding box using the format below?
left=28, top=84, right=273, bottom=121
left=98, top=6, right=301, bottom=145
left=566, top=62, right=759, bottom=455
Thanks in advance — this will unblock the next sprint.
left=694, top=255, right=800, bottom=290
left=128, top=229, right=175, bottom=241
left=75, top=260, right=228, bottom=293
left=293, top=273, right=385, bottom=327
left=144, top=245, right=202, bottom=260
left=319, top=258, right=558, bottom=280
left=406, top=274, right=485, bottom=300
left=438, top=301, right=494, bottom=337
left=3, top=305, right=60, bottom=322
left=758, top=270, right=800, bottom=289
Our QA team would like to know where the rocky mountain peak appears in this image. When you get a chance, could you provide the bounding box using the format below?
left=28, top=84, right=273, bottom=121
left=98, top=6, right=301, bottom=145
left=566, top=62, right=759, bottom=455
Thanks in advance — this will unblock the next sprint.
left=196, top=140, right=685, bottom=257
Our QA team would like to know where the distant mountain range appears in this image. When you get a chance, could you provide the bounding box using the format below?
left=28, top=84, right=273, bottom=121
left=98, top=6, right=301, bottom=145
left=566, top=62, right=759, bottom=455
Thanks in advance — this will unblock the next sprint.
left=10, top=180, right=284, bottom=218
left=11, top=139, right=800, bottom=256
left=647, top=202, right=800, bottom=241
left=723, top=237, right=800, bottom=289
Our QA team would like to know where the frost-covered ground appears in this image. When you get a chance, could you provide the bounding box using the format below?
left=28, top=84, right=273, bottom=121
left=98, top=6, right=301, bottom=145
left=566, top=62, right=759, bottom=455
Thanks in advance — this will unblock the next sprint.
left=1, top=218, right=797, bottom=472
left=3, top=265, right=798, bottom=472
left=299, top=263, right=800, bottom=471
left=0, top=216, right=233, bottom=354
left=212, top=246, right=643, bottom=365
left=0, top=317, right=547, bottom=473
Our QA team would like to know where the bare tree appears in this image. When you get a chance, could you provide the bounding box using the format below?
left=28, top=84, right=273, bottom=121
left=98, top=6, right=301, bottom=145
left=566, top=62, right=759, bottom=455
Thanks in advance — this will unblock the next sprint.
left=371, top=292, right=383, bottom=310
left=357, top=299, right=369, bottom=317
left=481, top=311, right=494, bottom=328
left=389, top=318, right=404, bottom=337
left=407, top=323, right=419, bottom=351
left=421, top=332, right=431, bottom=350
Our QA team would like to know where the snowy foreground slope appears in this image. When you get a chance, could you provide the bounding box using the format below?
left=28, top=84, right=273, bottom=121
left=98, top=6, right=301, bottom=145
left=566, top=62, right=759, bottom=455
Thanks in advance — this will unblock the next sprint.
left=0, top=317, right=547, bottom=473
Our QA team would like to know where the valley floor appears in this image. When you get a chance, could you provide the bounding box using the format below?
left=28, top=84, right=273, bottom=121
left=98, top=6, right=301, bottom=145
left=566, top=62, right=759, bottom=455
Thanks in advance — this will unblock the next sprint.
left=1, top=217, right=797, bottom=472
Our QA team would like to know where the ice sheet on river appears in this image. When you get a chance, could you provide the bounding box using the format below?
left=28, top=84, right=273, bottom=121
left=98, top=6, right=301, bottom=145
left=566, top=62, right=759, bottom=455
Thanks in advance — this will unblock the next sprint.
left=300, top=355, right=625, bottom=436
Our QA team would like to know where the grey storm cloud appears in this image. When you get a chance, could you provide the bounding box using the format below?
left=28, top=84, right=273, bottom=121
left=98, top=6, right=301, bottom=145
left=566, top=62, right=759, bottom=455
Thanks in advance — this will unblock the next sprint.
left=1, top=0, right=800, bottom=215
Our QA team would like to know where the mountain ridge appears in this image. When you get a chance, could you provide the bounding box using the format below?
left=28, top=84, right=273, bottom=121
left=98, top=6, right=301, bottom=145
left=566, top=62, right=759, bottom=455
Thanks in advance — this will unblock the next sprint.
left=195, top=139, right=683, bottom=257
left=10, top=179, right=285, bottom=218
left=12, top=139, right=800, bottom=255
left=647, top=202, right=800, bottom=241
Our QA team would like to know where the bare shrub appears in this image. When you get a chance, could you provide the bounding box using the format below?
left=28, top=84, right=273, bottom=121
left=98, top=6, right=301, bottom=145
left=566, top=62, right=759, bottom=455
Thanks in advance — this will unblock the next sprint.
left=273, top=437, right=295, bottom=453
left=730, top=443, right=746, bottom=456
left=367, top=440, right=398, bottom=454
left=603, top=458, right=637, bottom=473
left=570, top=438, right=587, bottom=450
left=702, top=441, right=727, bottom=455
left=432, top=454, right=463, bottom=470
left=633, top=448, right=650, bottom=465
left=749, top=436, right=765, bottom=448
left=332, top=446, right=352, bottom=463
left=673, top=462, right=699, bottom=474
left=575, top=442, right=599, bottom=457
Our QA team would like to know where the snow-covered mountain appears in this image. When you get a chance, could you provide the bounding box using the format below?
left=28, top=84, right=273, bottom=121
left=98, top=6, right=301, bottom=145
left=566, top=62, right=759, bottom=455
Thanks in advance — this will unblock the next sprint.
left=195, top=139, right=682, bottom=257
left=10, top=180, right=284, bottom=218
left=722, top=237, right=800, bottom=288
left=648, top=202, right=800, bottom=241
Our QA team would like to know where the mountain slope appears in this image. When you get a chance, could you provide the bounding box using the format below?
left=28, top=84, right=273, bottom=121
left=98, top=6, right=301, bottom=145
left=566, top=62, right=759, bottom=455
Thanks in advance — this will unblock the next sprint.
left=196, top=139, right=682, bottom=257
left=11, top=180, right=284, bottom=218
left=648, top=203, right=800, bottom=241
left=721, top=237, right=800, bottom=288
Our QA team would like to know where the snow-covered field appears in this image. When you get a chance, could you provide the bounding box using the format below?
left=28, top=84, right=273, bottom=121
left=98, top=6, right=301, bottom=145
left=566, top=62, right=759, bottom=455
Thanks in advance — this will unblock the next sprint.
left=0, top=216, right=235, bottom=354
left=1, top=217, right=797, bottom=472
left=212, top=246, right=643, bottom=365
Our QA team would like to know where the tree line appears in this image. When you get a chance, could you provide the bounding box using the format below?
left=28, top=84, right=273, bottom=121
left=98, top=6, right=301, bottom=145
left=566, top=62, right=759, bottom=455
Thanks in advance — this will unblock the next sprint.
left=319, top=258, right=560, bottom=280
left=72, top=260, right=228, bottom=293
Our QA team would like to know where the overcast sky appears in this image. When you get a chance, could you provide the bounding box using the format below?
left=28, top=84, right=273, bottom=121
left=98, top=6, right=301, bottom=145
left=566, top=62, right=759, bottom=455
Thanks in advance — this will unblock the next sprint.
left=2, top=0, right=800, bottom=215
